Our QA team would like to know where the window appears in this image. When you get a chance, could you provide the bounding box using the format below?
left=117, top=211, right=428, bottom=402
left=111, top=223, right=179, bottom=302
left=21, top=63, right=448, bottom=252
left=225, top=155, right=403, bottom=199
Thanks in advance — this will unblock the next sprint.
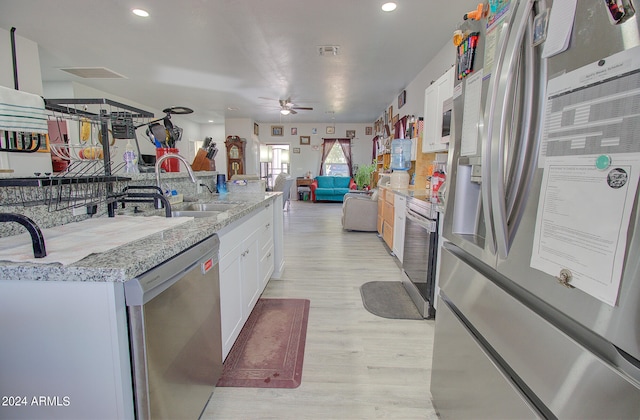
left=320, top=138, right=353, bottom=177
left=323, top=144, right=349, bottom=176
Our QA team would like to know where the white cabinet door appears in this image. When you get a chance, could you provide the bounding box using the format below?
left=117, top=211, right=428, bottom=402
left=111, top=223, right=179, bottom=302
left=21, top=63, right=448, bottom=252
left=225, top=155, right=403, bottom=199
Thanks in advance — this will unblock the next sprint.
left=422, top=82, right=441, bottom=153
left=219, top=241, right=244, bottom=359
left=259, top=244, right=275, bottom=292
left=392, top=195, right=407, bottom=262
left=241, top=229, right=261, bottom=317
left=422, top=67, right=454, bottom=153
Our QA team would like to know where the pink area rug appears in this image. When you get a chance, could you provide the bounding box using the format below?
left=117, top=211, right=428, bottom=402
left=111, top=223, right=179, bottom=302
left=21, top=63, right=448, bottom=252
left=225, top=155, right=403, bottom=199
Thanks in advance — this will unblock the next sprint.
left=217, top=298, right=310, bottom=389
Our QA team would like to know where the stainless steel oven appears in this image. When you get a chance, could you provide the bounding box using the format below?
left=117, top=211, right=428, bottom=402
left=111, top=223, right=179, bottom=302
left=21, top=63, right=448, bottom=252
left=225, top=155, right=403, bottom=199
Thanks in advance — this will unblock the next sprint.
left=401, top=197, right=438, bottom=318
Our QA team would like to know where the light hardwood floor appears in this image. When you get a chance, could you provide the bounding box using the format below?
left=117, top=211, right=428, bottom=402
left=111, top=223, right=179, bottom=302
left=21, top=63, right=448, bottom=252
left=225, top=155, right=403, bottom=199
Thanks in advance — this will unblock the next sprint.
left=203, top=200, right=438, bottom=419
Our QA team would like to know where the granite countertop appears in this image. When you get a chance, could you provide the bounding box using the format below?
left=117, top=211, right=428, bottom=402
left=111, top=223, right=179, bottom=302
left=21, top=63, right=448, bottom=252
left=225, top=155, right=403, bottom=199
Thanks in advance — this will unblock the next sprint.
left=0, top=191, right=280, bottom=283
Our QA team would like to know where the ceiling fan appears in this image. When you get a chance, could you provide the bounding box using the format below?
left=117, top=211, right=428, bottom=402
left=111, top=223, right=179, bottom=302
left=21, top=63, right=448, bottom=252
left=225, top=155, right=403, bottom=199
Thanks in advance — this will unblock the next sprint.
left=260, top=97, right=313, bottom=115
left=279, top=98, right=313, bottom=115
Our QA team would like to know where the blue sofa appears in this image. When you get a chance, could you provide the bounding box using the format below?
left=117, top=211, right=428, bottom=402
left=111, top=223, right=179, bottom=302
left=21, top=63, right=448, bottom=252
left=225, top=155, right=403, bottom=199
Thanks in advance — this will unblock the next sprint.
left=310, top=176, right=356, bottom=202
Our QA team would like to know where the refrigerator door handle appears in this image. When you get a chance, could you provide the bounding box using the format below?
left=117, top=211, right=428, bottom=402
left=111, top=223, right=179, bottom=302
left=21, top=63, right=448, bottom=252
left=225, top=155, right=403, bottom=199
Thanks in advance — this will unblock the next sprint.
left=481, top=4, right=518, bottom=256
left=488, top=0, right=535, bottom=259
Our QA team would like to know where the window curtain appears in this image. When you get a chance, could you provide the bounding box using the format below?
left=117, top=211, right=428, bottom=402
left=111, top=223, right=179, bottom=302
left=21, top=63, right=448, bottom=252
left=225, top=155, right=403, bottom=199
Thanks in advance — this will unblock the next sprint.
left=394, top=115, right=408, bottom=139
left=337, top=138, right=353, bottom=178
left=319, top=138, right=337, bottom=175
left=372, top=135, right=379, bottom=161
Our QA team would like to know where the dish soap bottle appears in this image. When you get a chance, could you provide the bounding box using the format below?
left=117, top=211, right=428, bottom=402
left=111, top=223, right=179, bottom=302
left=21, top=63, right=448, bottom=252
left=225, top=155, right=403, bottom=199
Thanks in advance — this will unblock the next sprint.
left=123, top=139, right=139, bottom=173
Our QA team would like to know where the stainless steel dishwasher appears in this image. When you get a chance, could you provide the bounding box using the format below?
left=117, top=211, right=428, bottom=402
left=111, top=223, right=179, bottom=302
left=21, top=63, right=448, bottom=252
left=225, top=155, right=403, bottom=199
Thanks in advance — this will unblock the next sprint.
left=124, top=234, right=222, bottom=420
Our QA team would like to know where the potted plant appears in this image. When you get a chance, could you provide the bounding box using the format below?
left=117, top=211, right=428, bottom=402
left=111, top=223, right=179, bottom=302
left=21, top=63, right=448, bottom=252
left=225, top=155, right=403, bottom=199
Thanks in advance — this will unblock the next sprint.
left=354, top=161, right=377, bottom=190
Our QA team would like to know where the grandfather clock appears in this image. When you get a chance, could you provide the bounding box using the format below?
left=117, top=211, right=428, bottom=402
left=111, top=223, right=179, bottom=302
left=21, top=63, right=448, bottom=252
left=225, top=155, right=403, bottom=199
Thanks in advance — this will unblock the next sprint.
left=224, top=136, right=246, bottom=180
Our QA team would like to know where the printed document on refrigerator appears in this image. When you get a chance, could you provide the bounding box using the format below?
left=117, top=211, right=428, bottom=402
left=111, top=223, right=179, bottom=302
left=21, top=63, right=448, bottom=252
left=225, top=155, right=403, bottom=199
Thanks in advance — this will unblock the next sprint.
left=531, top=153, right=640, bottom=306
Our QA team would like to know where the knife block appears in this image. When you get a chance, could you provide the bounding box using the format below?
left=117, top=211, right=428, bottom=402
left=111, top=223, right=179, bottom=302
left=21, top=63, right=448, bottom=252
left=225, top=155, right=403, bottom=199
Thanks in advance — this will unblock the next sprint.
left=191, top=148, right=215, bottom=171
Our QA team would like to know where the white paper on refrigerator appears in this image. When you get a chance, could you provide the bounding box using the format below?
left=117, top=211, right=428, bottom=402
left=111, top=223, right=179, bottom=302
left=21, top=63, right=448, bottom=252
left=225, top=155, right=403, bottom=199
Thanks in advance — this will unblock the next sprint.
left=539, top=46, right=640, bottom=168
left=541, top=0, right=577, bottom=58
left=460, top=68, right=483, bottom=156
left=531, top=153, right=640, bottom=306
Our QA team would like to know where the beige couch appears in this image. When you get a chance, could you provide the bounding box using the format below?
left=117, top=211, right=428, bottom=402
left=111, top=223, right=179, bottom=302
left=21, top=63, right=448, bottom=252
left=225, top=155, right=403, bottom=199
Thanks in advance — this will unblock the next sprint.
left=341, top=191, right=378, bottom=232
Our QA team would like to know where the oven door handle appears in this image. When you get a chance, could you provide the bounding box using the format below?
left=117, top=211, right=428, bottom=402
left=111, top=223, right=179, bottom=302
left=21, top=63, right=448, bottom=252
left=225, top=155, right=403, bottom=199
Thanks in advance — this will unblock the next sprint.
left=406, top=210, right=436, bottom=232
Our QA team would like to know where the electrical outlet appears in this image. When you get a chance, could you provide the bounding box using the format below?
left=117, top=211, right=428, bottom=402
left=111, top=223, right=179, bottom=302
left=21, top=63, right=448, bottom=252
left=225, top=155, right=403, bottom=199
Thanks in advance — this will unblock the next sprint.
left=72, top=206, right=86, bottom=216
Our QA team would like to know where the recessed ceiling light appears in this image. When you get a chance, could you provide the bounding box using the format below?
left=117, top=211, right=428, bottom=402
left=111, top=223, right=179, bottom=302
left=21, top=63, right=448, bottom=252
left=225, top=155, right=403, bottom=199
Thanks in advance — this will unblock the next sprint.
left=381, top=2, right=397, bottom=12
left=208, top=120, right=214, bottom=123
left=132, top=8, right=149, bottom=17
left=227, top=107, right=238, bottom=111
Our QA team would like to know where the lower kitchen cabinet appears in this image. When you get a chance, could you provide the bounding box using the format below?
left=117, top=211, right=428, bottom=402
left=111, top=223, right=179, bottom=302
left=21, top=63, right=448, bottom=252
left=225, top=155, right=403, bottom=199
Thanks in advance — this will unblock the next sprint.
left=218, top=201, right=277, bottom=360
left=0, top=194, right=283, bottom=419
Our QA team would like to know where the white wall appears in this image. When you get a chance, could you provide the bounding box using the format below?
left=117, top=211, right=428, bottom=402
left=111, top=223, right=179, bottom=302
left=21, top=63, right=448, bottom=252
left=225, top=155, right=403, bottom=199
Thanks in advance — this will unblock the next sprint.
left=198, top=123, right=225, bottom=173
left=0, top=27, right=52, bottom=176
left=253, top=122, right=373, bottom=179
left=378, top=42, right=455, bottom=129
left=0, top=27, right=42, bottom=95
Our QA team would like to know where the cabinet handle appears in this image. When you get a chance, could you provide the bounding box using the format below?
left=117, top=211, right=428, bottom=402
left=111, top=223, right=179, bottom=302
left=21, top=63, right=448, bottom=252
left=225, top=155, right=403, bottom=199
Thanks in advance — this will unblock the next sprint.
left=265, top=223, right=271, bottom=229
left=265, top=203, right=271, bottom=208
left=267, top=252, right=271, bottom=257
left=245, top=249, right=250, bottom=255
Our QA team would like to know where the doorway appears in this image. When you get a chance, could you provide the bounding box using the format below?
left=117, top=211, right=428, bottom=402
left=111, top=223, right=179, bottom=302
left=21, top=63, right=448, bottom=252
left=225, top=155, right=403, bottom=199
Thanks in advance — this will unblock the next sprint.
left=260, top=144, right=290, bottom=190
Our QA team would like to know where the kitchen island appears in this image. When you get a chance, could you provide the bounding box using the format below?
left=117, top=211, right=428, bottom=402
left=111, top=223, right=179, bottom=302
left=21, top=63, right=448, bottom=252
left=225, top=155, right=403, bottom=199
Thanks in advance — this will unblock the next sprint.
left=0, top=189, right=284, bottom=419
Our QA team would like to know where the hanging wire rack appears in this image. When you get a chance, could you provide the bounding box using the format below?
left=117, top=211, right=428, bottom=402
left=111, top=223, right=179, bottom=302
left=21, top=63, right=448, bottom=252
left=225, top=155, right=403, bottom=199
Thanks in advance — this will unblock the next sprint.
left=0, top=98, right=154, bottom=213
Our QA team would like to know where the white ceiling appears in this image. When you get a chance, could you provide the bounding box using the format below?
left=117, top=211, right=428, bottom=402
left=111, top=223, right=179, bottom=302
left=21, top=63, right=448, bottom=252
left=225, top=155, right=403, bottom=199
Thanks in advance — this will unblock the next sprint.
left=0, top=0, right=471, bottom=125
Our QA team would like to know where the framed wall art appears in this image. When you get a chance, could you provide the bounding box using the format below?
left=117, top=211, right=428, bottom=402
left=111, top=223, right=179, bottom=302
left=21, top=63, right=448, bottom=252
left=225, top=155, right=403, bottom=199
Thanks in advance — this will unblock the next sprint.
left=346, top=130, right=355, bottom=138
left=293, top=147, right=301, bottom=154
left=326, top=126, right=335, bottom=134
left=366, top=126, right=372, bottom=135
left=398, top=90, right=406, bottom=108
left=254, top=122, right=259, bottom=136
left=300, top=135, right=311, bottom=145
left=291, top=127, right=297, bottom=135
left=271, top=125, right=283, bottom=136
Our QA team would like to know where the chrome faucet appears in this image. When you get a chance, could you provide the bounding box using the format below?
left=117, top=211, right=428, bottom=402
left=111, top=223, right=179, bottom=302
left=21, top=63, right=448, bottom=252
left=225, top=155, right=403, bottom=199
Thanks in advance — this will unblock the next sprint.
left=155, top=153, right=198, bottom=190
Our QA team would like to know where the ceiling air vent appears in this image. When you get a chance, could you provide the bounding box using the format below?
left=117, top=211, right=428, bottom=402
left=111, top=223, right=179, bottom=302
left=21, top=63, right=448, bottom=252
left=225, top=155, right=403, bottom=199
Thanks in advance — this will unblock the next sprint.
left=318, top=45, right=339, bottom=56
left=59, top=67, right=126, bottom=79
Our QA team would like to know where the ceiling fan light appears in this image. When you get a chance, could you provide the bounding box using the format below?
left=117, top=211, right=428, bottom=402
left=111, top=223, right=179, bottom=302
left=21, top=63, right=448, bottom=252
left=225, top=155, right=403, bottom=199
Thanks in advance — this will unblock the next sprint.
left=280, top=109, right=291, bottom=115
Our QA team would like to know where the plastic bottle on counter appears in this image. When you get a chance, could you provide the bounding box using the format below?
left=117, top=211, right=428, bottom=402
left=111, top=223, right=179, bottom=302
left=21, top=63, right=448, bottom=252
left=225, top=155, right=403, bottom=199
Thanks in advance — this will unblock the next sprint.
left=123, top=139, right=139, bottom=173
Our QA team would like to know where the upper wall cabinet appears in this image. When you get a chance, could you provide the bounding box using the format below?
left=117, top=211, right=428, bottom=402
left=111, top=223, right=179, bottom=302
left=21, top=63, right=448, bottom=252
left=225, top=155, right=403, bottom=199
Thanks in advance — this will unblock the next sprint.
left=422, top=67, right=454, bottom=153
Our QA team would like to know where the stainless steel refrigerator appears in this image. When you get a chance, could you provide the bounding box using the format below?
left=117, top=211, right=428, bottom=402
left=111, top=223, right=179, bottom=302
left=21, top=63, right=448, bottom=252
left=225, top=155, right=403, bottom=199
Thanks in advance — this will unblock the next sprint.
left=431, top=1, right=640, bottom=418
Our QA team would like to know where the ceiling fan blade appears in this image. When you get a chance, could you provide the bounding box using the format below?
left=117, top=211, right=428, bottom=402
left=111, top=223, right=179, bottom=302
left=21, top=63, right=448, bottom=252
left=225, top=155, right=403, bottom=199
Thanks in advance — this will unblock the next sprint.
left=292, top=106, right=313, bottom=111
left=289, top=109, right=298, bottom=115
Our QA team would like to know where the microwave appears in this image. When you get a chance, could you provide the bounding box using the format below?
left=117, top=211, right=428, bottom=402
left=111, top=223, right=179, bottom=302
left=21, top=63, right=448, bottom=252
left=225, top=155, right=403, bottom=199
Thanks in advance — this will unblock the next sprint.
left=441, top=96, right=453, bottom=144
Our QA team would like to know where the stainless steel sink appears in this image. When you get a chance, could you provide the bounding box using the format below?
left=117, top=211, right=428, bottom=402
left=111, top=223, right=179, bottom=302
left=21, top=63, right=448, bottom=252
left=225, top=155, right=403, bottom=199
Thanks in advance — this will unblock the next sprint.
left=185, top=202, right=239, bottom=212
left=171, top=210, right=220, bottom=218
